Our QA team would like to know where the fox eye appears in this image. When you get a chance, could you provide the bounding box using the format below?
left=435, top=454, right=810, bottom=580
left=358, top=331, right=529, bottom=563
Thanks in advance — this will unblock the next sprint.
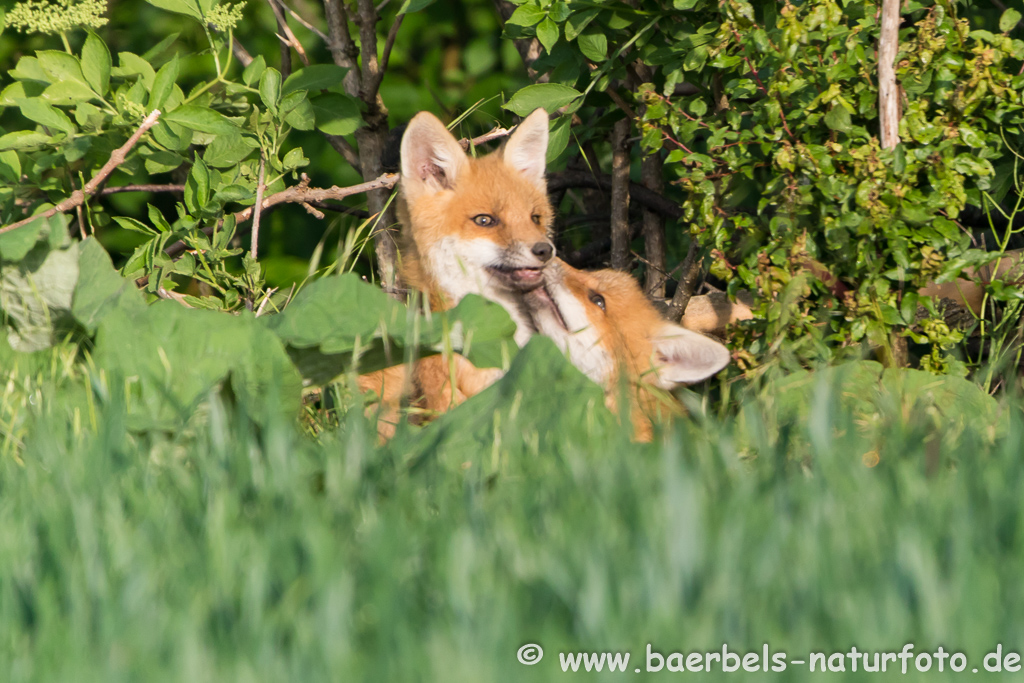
left=472, top=214, right=497, bottom=227
left=531, top=214, right=541, bottom=225
left=588, top=291, right=606, bottom=311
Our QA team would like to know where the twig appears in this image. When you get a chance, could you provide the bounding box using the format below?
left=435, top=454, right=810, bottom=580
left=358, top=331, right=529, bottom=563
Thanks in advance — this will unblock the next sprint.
left=255, top=287, right=278, bottom=317
left=100, top=183, right=185, bottom=195
left=231, top=36, right=254, bottom=67
left=267, top=0, right=309, bottom=72
left=368, top=13, right=404, bottom=96
left=279, top=0, right=330, bottom=43
left=667, top=241, right=703, bottom=322
left=610, top=118, right=631, bottom=271
left=324, top=133, right=360, bottom=168
left=156, top=287, right=194, bottom=307
left=459, top=126, right=513, bottom=150
left=1, top=110, right=161, bottom=235
left=163, top=173, right=399, bottom=258
left=251, top=155, right=267, bottom=259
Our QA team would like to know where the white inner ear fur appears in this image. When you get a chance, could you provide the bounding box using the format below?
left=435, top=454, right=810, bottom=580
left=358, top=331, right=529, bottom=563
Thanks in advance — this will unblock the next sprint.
left=502, top=109, right=549, bottom=193
left=650, top=324, right=731, bottom=388
left=400, top=113, right=467, bottom=197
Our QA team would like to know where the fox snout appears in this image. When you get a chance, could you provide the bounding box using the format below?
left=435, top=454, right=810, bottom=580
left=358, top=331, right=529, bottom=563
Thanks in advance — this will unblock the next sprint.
left=531, top=241, right=553, bottom=263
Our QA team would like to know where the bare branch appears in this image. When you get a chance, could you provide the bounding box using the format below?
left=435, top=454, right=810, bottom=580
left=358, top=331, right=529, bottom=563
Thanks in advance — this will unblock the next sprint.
left=878, top=0, right=901, bottom=149
left=1, top=110, right=161, bottom=235
left=251, top=155, right=267, bottom=259
left=267, top=0, right=310, bottom=71
left=231, top=36, right=254, bottom=67
left=458, top=126, right=513, bottom=151
left=369, top=13, right=404, bottom=96
left=323, top=0, right=361, bottom=94
left=641, top=154, right=667, bottom=297
left=610, top=118, right=631, bottom=271
left=491, top=0, right=549, bottom=82
left=666, top=241, right=703, bottom=322
left=100, top=183, right=185, bottom=195
left=279, top=0, right=330, bottom=43
left=162, top=173, right=400, bottom=259
left=324, top=133, right=360, bottom=167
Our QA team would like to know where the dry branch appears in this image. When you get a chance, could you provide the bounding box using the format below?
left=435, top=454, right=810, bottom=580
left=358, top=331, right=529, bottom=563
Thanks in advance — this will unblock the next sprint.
left=666, top=241, right=703, bottom=322
left=0, top=110, right=161, bottom=235
left=641, top=154, right=667, bottom=297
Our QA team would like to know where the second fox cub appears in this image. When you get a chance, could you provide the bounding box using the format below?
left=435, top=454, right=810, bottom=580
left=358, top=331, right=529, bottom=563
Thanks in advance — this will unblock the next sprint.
left=524, top=259, right=731, bottom=440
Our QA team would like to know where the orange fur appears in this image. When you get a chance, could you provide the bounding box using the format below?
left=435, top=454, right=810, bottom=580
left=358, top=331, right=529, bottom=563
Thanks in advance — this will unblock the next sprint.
left=523, top=260, right=731, bottom=441
left=358, top=110, right=556, bottom=440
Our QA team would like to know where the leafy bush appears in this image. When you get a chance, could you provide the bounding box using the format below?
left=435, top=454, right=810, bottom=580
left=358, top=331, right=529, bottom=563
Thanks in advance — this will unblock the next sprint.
left=509, top=0, right=1024, bottom=372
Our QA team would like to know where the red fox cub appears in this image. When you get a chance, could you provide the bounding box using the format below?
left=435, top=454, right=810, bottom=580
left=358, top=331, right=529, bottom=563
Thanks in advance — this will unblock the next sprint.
left=523, top=259, right=732, bottom=441
left=359, top=108, right=558, bottom=438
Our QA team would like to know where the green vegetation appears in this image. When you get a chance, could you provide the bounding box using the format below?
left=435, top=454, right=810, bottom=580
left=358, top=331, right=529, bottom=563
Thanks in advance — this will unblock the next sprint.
left=2, top=0, right=1024, bottom=678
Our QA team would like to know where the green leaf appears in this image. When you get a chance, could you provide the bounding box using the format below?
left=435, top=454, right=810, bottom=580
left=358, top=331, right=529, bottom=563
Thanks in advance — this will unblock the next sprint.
left=184, top=156, right=211, bottom=214
left=41, top=80, right=99, bottom=104
left=260, top=68, right=282, bottom=116
left=113, top=216, right=158, bottom=235
left=999, top=8, right=1021, bottom=32
left=17, top=99, right=76, bottom=136
left=9, top=56, right=50, bottom=83
left=116, top=52, right=157, bottom=89
left=398, top=0, right=436, bottom=13
left=310, top=93, right=364, bottom=136
left=37, top=51, right=88, bottom=87
left=163, top=105, right=240, bottom=134
left=536, top=17, right=559, bottom=52
left=565, top=8, right=599, bottom=40
left=282, top=93, right=315, bottom=131
left=577, top=30, right=607, bottom=62
left=281, top=147, right=309, bottom=171
left=242, top=55, right=266, bottom=87
left=0, top=131, right=53, bottom=151
left=503, top=83, right=582, bottom=116
left=0, top=81, right=46, bottom=106
left=141, top=32, right=180, bottom=62
left=506, top=4, right=546, bottom=27
left=72, top=237, right=147, bottom=334
left=203, top=131, right=259, bottom=167
left=546, top=115, right=571, bottom=163
left=81, top=31, right=112, bottom=96
left=145, top=0, right=203, bottom=20
left=282, top=64, right=350, bottom=95
left=674, top=0, right=700, bottom=8
left=824, top=105, right=851, bottom=132
left=0, top=214, right=60, bottom=262
left=0, top=150, right=21, bottom=184
left=149, top=54, right=180, bottom=110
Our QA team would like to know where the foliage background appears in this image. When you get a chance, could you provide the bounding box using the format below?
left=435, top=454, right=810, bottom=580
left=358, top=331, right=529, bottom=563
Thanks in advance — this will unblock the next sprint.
left=2, top=0, right=1024, bottom=679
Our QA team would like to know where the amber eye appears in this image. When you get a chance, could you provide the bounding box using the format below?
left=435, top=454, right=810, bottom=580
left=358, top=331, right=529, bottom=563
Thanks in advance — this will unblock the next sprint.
left=589, top=291, right=606, bottom=311
left=531, top=214, right=542, bottom=225
left=472, top=214, right=497, bottom=227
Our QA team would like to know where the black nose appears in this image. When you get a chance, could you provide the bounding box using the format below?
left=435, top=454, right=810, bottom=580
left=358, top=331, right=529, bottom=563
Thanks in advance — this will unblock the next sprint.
left=532, top=242, right=554, bottom=263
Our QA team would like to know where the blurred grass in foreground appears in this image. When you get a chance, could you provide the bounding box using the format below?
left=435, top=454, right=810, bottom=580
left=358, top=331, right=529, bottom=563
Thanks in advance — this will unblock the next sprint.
left=0, top=336, right=1022, bottom=682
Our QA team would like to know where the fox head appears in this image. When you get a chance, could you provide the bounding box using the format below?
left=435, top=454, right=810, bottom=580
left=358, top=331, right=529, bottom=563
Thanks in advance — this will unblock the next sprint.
left=399, top=109, right=556, bottom=344
left=524, top=260, right=731, bottom=439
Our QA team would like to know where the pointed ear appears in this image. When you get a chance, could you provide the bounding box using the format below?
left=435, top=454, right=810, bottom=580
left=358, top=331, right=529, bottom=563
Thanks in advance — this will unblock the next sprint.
left=650, top=324, right=731, bottom=388
left=400, top=112, right=468, bottom=198
left=502, top=108, right=549, bottom=192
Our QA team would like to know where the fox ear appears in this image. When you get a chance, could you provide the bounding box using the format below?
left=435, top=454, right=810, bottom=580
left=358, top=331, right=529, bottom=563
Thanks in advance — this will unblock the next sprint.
left=401, top=112, right=467, bottom=197
left=650, top=324, right=731, bottom=388
left=502, top=108, right=549, bottom=192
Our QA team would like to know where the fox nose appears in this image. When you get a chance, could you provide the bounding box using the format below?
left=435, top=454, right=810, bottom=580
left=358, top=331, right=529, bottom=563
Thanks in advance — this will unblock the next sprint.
left=532, top=241, right=554, bottom=263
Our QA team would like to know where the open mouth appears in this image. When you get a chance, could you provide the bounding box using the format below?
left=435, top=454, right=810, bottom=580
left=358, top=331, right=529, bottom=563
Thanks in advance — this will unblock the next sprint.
left=486, top=265, right=546, bottom=291
left=524, top=282, right=568, bottom=331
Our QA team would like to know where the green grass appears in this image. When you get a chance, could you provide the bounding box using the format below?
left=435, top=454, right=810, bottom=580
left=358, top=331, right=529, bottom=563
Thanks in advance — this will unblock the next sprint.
left=1, top=337, right=1023, bottom=681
